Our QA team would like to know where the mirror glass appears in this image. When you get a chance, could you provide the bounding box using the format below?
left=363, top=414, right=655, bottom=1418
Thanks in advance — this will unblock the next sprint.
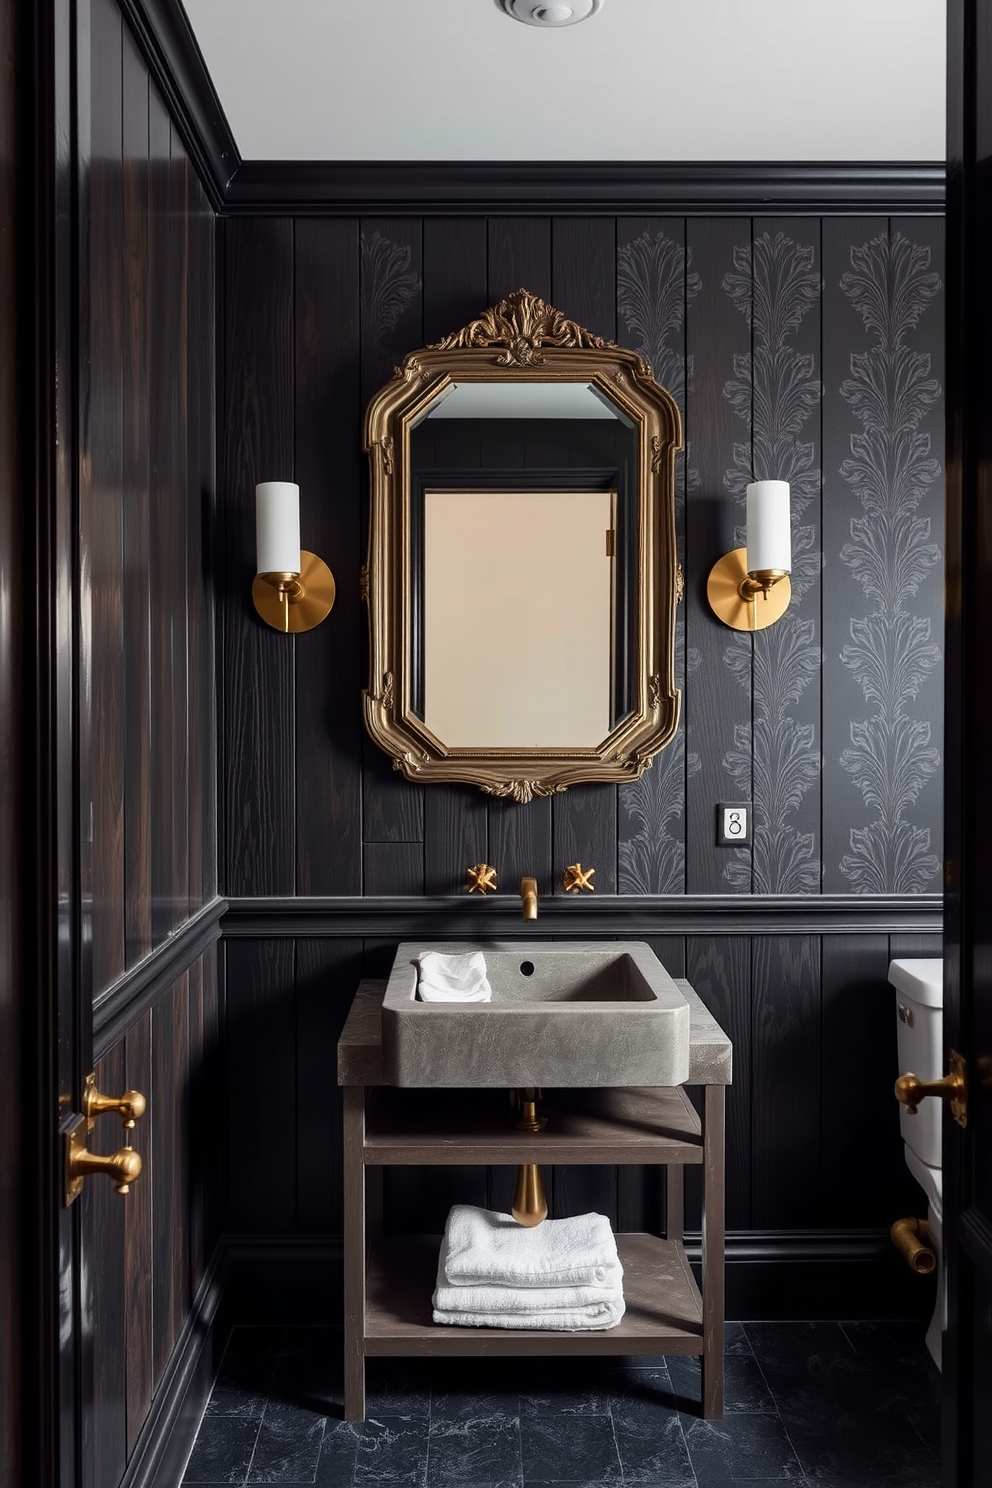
left=362, top=290, right=682, bottom=802
left=411, top=380, right=636, bottom=750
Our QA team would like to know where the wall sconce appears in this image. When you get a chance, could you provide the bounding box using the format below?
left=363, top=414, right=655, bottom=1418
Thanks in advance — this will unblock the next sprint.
left=251, top=481, right=336, bottom=633
left=706, top=480, right=792, bottom=632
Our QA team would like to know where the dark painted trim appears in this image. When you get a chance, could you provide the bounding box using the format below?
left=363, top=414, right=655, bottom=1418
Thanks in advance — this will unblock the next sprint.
left=115, top=0, right=237, bottom=209
left=119, top=1242, right=229, bottom=1488
left=92, top=897, right=228, bottom=1059
left=223, top=160, right=946, bottom=217
left=222, top=894, right=942, bottom=939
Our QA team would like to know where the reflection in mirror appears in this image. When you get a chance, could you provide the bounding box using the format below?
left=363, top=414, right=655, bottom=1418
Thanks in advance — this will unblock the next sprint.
left=362, top=288, right=682, bottom=801
left=422, top=487, right=615, bottom=748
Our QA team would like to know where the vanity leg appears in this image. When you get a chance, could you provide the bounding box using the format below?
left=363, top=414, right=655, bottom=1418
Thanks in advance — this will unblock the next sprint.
left=665, top=1162, right=684, bottom=1243
left=343, top=1084, right=367, bottom=1422
left=700, top=1084, right=726, bottom=1419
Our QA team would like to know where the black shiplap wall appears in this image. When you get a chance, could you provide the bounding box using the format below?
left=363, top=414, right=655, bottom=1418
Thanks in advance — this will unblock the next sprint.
left=77, top=2, right=220, bottom=1481
left=219, top=213, right=944, bottom=1281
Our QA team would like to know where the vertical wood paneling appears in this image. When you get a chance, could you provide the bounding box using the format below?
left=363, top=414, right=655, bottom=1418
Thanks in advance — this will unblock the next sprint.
left=750, top=219, right=822, bottom=895
left=151, top=973, right=189, bottom=1377
left=222, top=218, right=297, bottom=895
left=821, top=934, right=910, bottom=1226
left=363, top=842, right=425, bottom=896
left=686, top=936, right=752, bottom=1230
left=750, top=935, right=821, bottom=1228
left=360, top=218, right=425, bottom=852
left=821, top=217, right=905, bottom=894
left=185, top=149, right=205, bottom=917
left=88, top=1041, right=128, bottom=1488
left=124, top=1012, right=153, bottom=1456
left=551, top=217, right=619, bottom=893
left=169, top=124, right=191, bottom=933
left=616, top=217, right=690, bottom=896
left=225, top=940, right=298, bottom=1232
left=487, top=218, right=552, bottom=304
left=422, top=218, right=490, bottom=890
left=147, top=85, right=178, bottom=944
left=87, top=0, right=125, bottom=992
left=684, top=218, right=754, bottom=894
left=295, top=219, right=364, bottom=894
left=121, top=28, right=152, bottom=966
left=295, top=937, right=364, bottom=1232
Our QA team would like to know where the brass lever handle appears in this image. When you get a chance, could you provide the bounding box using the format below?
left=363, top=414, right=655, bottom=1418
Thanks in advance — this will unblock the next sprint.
left=895, top=1050, right=968, bottom=1128
left=65, top=1118, right=143, bottom=1204
left=83, top=1072, right=147, bottom=1131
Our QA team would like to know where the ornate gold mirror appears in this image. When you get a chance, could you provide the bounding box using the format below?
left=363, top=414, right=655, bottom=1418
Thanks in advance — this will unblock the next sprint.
left=362, top=289, right=682, bottom=802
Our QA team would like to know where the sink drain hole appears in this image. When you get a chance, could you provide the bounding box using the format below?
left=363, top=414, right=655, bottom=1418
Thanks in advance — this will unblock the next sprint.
left=519, top=961, right=535, bottom=976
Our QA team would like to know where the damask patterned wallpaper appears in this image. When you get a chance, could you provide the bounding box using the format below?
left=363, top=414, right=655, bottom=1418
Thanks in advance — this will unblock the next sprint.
left=222, top=212, right=943, bottom=901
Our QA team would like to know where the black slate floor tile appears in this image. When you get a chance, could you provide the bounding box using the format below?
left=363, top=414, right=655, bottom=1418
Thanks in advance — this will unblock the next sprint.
left=667, top=1352, right=777, bottom=1415
left=314, top=1421, right=366, bottom=1486
left=183, top=1415, right=262, bottom=1484
left=782, top=1406, right=940, bottom=1486
left=610, top=1396, right=694, bottom=1485
left=427, top=1411, right=522, bottom=1484
left=246, top=1400, right=326, bottom=1484
left=520, top=1413, right=622, bottom=1484
left=681, top=1411, right=806, bottom=1481
left=365, top=1361, right=433, bottom=1419
left=354, top=1414, right=430, bottom=1484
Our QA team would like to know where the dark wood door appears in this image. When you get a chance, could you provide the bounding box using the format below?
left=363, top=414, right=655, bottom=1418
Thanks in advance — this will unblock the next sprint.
left=944, top=4, right=992, bottom=1483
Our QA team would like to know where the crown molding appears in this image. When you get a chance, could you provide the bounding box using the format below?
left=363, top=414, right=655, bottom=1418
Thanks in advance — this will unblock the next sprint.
left=124, top=3, right=944, bottom=217
left=223, top=159, right=946, bottom=217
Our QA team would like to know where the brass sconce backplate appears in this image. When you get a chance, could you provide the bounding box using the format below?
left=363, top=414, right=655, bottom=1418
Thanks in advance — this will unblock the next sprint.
left=707, top=547, right=791, bottom=632
left=252, top=549, right=336, bottom=633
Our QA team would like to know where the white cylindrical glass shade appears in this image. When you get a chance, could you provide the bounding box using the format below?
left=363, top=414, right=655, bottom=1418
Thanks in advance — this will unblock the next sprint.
left=256, top=481, right=301, bottom=575
left=746, top=480, right=791, bottom=573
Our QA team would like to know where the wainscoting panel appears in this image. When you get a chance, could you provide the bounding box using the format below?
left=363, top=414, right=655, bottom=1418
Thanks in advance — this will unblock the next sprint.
left=85, top=949, right=220, bottom=1488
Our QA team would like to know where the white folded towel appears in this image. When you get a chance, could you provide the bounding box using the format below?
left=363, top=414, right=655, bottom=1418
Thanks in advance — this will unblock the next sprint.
left=441, top=1204, right=622, bottom=1288
left=432, top=1231, right=624, bottom=1331
left=416, top=951, right=492, bottom=1003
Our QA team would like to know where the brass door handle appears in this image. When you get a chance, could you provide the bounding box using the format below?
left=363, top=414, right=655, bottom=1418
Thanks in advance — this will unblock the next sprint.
left=895, top=1049, right=968, bottom=1129
left=65, top=1118, right=143, bottom=1205
left=82, top=1071, right=147, bottom=1131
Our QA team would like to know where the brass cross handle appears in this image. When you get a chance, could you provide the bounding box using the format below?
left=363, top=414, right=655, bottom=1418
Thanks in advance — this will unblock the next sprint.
left=82, top=1071, right=147, bottom=1132
left=562, top=863, right=596, bottom=893
left=466, top=862, right=498, bottom=895
left=895, top=1050, right=968, bottom=1129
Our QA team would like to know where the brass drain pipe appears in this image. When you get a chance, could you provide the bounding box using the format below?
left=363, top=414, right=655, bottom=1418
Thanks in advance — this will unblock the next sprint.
left=890, top=1216, right=937, bottom=1274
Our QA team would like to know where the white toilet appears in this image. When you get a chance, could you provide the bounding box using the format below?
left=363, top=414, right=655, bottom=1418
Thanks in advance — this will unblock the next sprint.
left=888, top=957, right=944, bottom=1367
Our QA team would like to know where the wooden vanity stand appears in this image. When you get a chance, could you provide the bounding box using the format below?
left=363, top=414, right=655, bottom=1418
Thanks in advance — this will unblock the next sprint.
left=337, top=978, right=732, bottom=1420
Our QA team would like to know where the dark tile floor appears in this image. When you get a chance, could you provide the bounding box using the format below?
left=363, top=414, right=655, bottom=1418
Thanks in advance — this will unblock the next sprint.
left=182, top=1320, right=940, bottom=1488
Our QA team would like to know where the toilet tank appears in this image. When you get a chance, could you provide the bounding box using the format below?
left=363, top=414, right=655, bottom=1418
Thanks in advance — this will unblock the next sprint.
left=889, top=958, right=943, bottom=1169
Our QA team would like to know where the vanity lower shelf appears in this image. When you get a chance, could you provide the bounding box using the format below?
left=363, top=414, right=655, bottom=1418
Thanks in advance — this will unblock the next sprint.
left=365, top=1231, right=703, bottom=1356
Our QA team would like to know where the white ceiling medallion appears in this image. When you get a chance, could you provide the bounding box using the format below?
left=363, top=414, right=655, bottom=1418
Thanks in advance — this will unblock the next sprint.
left=498, top=0, right=604, bottom=27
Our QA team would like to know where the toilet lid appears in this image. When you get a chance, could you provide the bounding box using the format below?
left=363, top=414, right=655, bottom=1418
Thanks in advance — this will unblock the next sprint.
left=888, top=958, right=943, bottom=1008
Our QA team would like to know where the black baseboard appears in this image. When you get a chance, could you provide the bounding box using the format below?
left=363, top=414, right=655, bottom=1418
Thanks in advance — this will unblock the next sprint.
left=120, top=1245, right=229, bottom=1488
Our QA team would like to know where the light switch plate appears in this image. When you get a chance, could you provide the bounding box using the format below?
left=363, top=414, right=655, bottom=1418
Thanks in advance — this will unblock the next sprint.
left=717, top=802, right=751, bottom=846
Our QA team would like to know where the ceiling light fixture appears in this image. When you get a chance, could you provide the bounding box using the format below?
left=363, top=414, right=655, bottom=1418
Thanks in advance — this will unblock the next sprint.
left=498, top=0, right=603, bottom=26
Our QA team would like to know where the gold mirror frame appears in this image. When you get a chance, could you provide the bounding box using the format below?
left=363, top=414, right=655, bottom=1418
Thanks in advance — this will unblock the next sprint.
left=361, top=289, right=683, bottom=803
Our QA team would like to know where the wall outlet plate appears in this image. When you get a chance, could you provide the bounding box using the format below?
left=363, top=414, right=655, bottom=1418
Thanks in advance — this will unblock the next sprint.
left=717, top=802, right=751, bottom=846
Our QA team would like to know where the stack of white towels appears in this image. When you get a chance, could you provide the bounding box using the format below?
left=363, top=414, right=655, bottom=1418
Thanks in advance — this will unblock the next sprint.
left=432, top=1204, right=625, bottom=1331
left=416, top=950, right=493, bottom=1003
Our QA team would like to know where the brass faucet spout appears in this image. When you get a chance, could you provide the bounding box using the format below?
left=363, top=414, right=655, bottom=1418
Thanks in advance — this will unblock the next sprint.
left=520, top=876, right=538, bottom=921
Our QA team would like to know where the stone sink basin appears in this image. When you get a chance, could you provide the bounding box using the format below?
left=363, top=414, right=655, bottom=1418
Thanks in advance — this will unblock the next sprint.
left=381, top=941, right=690, bottom=1088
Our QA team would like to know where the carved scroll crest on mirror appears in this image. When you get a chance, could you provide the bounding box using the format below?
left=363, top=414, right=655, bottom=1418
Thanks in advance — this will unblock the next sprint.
left=362, top=288, right=683, bottom=800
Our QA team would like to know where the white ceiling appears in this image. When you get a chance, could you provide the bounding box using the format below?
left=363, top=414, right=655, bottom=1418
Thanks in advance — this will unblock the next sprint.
left=180, top=0, right=946, bottom=163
